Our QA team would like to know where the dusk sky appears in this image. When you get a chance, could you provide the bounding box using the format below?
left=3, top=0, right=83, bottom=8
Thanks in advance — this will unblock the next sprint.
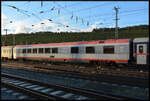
left=2, top=1, right=149, bottom=35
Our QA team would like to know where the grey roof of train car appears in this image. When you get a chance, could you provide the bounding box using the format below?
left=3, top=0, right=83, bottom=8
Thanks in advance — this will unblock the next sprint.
left=133, top=37, right=149, bottom=42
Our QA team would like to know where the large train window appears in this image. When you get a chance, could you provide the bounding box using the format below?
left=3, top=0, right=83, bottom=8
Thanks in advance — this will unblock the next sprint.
left=103, top=46, right=114, bottom=54
left=17, top=49, right=20, bottom=53
left=71, top=47, right=79, bottom=53
left=23, top=49, right=26, bottom=53
left=33, top=48, right=37, bottom=54
left=86, top=47, right=95, bottom=53
left=17, top=49, right=22, bottom=53
left=139, top=46, right=143, bottom=53
left=52, top=48, right=58, bottom=53
left=45, top=48, right=51, bottom=53
left=27, top=48, right=31, bottom=53
left=39, top=48, right=44, bottom=53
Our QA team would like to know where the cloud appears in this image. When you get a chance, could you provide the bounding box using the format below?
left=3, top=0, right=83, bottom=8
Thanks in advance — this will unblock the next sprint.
left=15, top=23, right=31, bottom=34
left=8, top=20, right=32, bottom=34
left=1, top=13, right=32, bottom=34
left=1, top=13, right=101, bottom=34
left=80, top=22, right=101, bottom=32
left=2, top=13, right=8, bottom=29
left=31, top=19, right=59, bottom=32
left=31, top=19, right=80, bottom=33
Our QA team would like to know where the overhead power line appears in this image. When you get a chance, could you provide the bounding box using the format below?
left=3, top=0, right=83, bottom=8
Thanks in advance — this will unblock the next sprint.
left=72, top=2, right=113, bottom=13
left=81, top=8, right=148, bottom=20
left=3, top=4, right=30, bottom=17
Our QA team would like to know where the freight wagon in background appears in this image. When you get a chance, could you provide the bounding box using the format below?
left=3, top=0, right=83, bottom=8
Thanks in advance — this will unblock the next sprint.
left=1, top=37, right=149, bottom=67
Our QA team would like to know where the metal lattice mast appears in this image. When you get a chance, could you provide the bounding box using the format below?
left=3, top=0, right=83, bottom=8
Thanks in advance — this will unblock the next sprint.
left=4, top=29, right=8, bottom=46
left=114, top=7, right=119, bottom=39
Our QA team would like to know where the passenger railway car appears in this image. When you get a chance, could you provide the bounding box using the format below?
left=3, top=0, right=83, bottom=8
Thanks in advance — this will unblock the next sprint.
left=1, top=46, right=13, bottom=60
left=13, top=39, right=131, bottom=64
left=1, top=37, right=149, bottom=66
left=133, top=37, right=149, bottom=65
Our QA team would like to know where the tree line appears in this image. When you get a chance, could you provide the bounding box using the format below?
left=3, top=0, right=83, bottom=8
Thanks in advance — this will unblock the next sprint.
left=1, top=25, right=149, bottom=46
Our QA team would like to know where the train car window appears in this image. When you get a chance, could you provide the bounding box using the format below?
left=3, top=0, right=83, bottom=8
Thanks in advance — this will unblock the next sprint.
left=23, top=49, right=26, bottom=53
left=27, top=49, right=31, bottom=53
left=86, top=47, right=95, bottom=53
left=139, top=46, right=143, bottom=53
left=21, top=49, right=24, bottom=53
left=39, top=48, right=44, bottom=53
left=103, top=46, right=114, bottom=54
left=17, top=49, right=21, bottom=53
left=52, top=48, right=58, bottom=53
left=33, top=48, right=37, bottom=54
left=45, top=48, right=51, bottom=53
left=71, top=47, right=79, bottom=53
left=17, top=49, right=19, bottom=53
left=4, top=50, right=6, bottom=53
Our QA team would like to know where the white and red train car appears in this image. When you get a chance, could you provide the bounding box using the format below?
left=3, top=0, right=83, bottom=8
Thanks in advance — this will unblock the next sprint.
left=1, top=46, right=13, bottom=60
left=1, top=37, right=149, bottom=65
left=133, top=37, right=149, bottom=65
left=13, top=38, right=130, bottom=64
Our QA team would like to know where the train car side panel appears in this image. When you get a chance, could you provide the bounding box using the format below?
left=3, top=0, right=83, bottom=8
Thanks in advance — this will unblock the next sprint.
left=14, top=39, right=130, bottom=64
left=133, top=37, right=149, bottom=65
left=1, top=46, right=13, bottom=59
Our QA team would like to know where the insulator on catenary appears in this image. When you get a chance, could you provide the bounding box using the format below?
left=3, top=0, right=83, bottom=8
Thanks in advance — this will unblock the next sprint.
left=48, top=19, right=52, bottom=21
left=82, top=19, right=84, bottom=24
left=40, top=11, right=44, bottom=13
left=70, top=12, right=73, bottom=19
left=41, top=1, right=43, bottom=7
left=87, top=21, right=89, bottom=26
left=51, top=7, right=55, bottom=11
left=58, top=9, right=60, bottom=15
left=76, top=16, right=78, bottom=23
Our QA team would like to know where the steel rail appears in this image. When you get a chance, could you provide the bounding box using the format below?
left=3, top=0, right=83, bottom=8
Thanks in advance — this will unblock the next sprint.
left=1, top=72, right=133, bottom=100
left=1, top=82, right=58, bottom=100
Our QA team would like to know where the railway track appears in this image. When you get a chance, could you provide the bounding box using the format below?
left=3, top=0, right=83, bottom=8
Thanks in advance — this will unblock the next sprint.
left=1, top=61, right=148, bottom=88
left=1, top=73, right=139, bottom=100
left=32, top=66, right=149, bottom=88
left=1, top=86, right=36, bottom=100
left=2, top=60, right=149, bottom=77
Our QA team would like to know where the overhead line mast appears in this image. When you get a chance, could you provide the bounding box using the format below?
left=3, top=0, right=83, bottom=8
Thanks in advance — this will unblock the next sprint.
left=4, top=29, right=8, bottom=46
left=114, top=7, right=119, bottom=39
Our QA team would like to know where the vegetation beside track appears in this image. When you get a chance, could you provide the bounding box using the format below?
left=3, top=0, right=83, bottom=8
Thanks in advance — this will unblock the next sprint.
left=1, top=25, right=149, bottom=46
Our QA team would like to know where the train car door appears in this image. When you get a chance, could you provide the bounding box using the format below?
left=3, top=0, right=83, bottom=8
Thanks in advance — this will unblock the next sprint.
left=13, top=48, right=17, bottom=59
left=136, top=44, right=147, bottom=64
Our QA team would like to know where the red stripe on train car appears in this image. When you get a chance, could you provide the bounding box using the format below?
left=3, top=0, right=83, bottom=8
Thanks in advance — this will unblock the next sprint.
left=14, top=39, right=130, bottom=48
left=134, top=53, right=149, bottom=55
left=16, top=57, right=128, bottom=62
